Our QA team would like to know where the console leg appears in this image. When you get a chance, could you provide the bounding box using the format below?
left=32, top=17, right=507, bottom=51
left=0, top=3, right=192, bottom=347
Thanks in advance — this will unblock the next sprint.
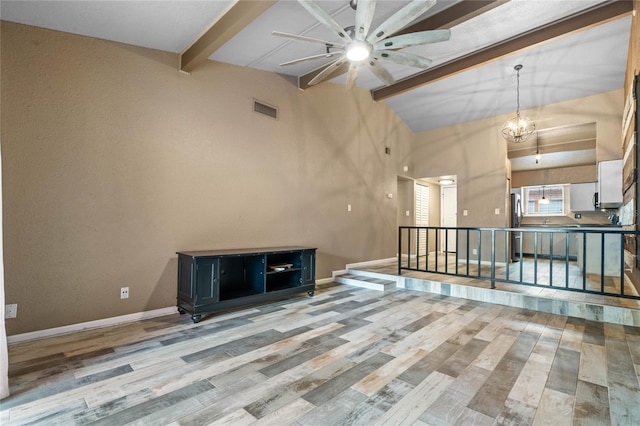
left=307, top=290, right=315, bottom=297
left=191, top=314, right=202, bottom=323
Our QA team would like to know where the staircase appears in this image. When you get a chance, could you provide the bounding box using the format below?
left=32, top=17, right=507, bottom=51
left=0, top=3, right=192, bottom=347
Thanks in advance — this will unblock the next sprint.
left=333, top=268, right=397, bottom=291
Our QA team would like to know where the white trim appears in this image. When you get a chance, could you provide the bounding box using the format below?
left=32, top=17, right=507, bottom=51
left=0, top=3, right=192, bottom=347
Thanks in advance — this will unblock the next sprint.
left=315, top=277, right=334, bottom=285
left=332, top=270, right=348, bottom=278
left=7, top=307, right=177, bottom=344
left=331, top=257, right=397, bottom=281
left=345, top=257, right=397, bottom=269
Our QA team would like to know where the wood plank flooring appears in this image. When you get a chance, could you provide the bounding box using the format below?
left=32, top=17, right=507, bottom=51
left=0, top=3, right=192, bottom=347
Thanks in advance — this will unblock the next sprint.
left=1, top=283, right=640, bottom=425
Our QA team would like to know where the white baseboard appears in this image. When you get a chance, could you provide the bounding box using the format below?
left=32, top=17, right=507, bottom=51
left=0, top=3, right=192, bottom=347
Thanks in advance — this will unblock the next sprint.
left=315, top=277, right=334, bottom=285
left=7, top=306, right=177, bottom=344
left=331, top=270, right=348, bottom=278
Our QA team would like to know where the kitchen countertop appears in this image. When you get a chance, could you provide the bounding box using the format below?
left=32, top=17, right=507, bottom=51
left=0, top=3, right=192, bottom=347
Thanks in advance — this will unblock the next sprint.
left=519, top=224, right=621, bottom=229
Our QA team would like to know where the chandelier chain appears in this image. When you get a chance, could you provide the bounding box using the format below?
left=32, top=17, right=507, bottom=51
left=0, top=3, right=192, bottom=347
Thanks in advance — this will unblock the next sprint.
left=516, top=67, right=520, bottom=113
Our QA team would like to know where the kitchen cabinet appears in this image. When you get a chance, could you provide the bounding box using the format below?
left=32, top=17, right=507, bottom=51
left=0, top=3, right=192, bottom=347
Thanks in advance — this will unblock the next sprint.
left=176, top=246, right=316, bottom=323
left=521, top=230, right=578, bottom=258
left=576, top=231, right=622, bottom=276
left=570, top=182, right=596, bottom=211
left=598, top=159, right=623, bottom=208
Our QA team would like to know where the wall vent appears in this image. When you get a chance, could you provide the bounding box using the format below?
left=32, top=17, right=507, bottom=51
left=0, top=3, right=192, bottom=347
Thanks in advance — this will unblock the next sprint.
left=253, top=100, right=278, bottom=120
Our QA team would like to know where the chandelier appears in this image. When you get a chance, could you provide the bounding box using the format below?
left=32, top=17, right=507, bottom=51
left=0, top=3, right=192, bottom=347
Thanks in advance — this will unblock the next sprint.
left=501, top=64, right=535, bottom=144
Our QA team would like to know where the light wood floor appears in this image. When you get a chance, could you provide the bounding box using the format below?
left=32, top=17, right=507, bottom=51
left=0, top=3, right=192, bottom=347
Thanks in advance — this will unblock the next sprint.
left=2, top=283, right=640, bottom=425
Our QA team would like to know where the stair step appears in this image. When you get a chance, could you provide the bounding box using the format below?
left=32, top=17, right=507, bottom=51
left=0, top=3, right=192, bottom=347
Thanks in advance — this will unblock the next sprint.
left=347, top=268, right=398, bottom=282
left=334, top=273, right=396, bottom=291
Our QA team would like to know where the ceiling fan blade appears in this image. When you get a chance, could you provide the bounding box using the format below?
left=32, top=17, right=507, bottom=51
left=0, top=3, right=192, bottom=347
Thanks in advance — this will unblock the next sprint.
left=365, top=59, right=395, bottom=86
left=366, top=0, right=437, bottom=45
left=355, top=0, right=376, bottom=41
left=308, top=54, right=348, bottom=85
left=297, top=0, right=352, bottom=43
left=373, top=50, right=432, bottom=69
left=272, top=31, right=344, bottom=48
left=346, top=63, right=359, bottom=89
left=373, top=29, right=450, bottom=50
left=280, top=53, right=338, bottom=67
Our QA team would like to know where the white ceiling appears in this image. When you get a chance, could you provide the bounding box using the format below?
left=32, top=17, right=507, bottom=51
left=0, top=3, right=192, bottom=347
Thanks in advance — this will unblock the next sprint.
left=0, top=0, right=632, bottom=133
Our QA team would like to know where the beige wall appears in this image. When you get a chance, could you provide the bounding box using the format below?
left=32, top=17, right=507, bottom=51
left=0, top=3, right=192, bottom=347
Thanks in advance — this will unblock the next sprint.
left=1, top=22, right=413, bottom=335
left=512, top=164, right=597, bottom=188
left=412, top=116, right=510, bottom=229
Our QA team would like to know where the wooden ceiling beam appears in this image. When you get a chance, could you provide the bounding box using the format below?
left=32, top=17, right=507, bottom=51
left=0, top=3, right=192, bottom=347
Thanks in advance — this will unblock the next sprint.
left=180, top=0, right=276, bottom=73
left=299, top=0, right=507, bottom=89
left=372, top=0, right=633, bottom=101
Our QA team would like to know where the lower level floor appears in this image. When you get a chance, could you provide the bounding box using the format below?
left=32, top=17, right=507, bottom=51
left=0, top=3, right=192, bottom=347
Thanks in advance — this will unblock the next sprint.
left=2, top=282, right=640, bottom=425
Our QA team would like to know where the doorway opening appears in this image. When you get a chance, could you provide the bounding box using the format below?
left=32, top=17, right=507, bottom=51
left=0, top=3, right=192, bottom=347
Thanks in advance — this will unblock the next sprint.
left=397, top=175, right=457, bottom=256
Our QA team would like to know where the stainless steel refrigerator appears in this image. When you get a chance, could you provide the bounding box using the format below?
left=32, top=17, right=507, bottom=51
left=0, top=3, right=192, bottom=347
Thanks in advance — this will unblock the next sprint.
left=510, top=193, right=523, bottom=261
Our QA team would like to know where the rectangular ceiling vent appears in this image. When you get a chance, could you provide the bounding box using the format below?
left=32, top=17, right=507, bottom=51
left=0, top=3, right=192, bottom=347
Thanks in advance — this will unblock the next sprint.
left=253, top=99, right=278, bottom=120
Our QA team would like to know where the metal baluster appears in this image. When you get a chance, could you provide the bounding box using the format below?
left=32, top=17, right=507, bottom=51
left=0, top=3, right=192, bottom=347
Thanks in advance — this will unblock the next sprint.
left=549, top=232, right=553, bottom=287
left=600, top=232, right=605, bottom=293
left=620, top=231, right=625, bottom=296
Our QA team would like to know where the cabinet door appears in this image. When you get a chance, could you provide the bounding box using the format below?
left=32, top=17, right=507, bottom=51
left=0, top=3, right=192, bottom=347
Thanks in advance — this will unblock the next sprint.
left=570, top=182, right=596, bottom=211
left=195, top=257, right=218, bottom=306
left=549, top=232, right=568, bottom=257
left=177, top=255, right=196, bottom=303
left=302, top=249, right=316, bottom=285
left=598, top=159, right=623, bottom=206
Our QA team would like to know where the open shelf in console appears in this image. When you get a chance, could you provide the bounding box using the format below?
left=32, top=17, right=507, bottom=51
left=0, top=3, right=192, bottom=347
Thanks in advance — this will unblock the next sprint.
left=219, top=254, right=265, bottom=301
left=266, top=251, right=302, bottom=292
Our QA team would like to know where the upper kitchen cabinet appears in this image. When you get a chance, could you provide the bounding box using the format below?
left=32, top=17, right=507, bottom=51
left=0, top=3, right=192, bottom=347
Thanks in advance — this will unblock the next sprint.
left=597, top=159, right=623, bottom=208
left=570, top=182, right=597, bottom=211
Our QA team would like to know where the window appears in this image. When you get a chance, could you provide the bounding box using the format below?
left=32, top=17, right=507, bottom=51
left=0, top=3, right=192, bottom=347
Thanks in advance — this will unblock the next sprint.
left=415, top=184, right=429, bottom=226
left=523, top=185, right=564, bottom=216
left=415, top=184, right=429, bottom=256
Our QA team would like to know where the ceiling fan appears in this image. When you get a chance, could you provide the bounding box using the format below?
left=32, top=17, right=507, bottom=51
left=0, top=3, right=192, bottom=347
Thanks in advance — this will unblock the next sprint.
left=273, top=0, right=451, bottom=89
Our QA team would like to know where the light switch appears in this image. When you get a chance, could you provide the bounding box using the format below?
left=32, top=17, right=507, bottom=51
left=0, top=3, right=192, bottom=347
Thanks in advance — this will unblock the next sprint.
left=347, top=204, right=352, bottom=212
left=463, top=210, right=468, bottom=216
left=405, top=210, right=410, bottom=216
left=495, top=208, right=500, bottom=215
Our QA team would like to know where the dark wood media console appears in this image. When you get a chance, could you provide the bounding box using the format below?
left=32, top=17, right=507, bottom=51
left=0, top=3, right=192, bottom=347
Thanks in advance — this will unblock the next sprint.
left=176, top=246, right=316, bottom=323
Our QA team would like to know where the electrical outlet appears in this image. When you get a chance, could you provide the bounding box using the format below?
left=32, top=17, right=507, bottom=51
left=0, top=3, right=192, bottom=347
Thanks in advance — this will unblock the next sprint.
left=5, top=304, right=17, bottom=319
left=120, top=287, right=129, bottom=299
left=472, top=249, right=478, bottom=255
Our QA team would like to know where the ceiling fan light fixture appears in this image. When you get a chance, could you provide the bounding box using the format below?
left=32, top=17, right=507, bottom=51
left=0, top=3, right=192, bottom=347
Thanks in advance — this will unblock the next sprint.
left=502, top=64, right=535, bottom=144
left=345, top=40, right=371, bottom=62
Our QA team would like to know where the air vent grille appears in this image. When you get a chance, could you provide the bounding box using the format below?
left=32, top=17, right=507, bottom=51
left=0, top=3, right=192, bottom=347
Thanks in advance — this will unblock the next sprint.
left=253, top=100, right=278, bottom=120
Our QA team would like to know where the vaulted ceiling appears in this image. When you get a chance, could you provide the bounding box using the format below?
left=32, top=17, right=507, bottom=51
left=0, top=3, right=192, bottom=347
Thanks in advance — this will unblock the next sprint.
left=0, top=0, right=633, bottom=133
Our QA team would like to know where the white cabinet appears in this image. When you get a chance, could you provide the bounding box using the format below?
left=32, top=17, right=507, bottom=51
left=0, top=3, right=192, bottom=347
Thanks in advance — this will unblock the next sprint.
left=576, top=231, right=622, bottom=276
left=570, top=182, right=596, bottom=211
left=597, top=159, right=623, bottom=208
